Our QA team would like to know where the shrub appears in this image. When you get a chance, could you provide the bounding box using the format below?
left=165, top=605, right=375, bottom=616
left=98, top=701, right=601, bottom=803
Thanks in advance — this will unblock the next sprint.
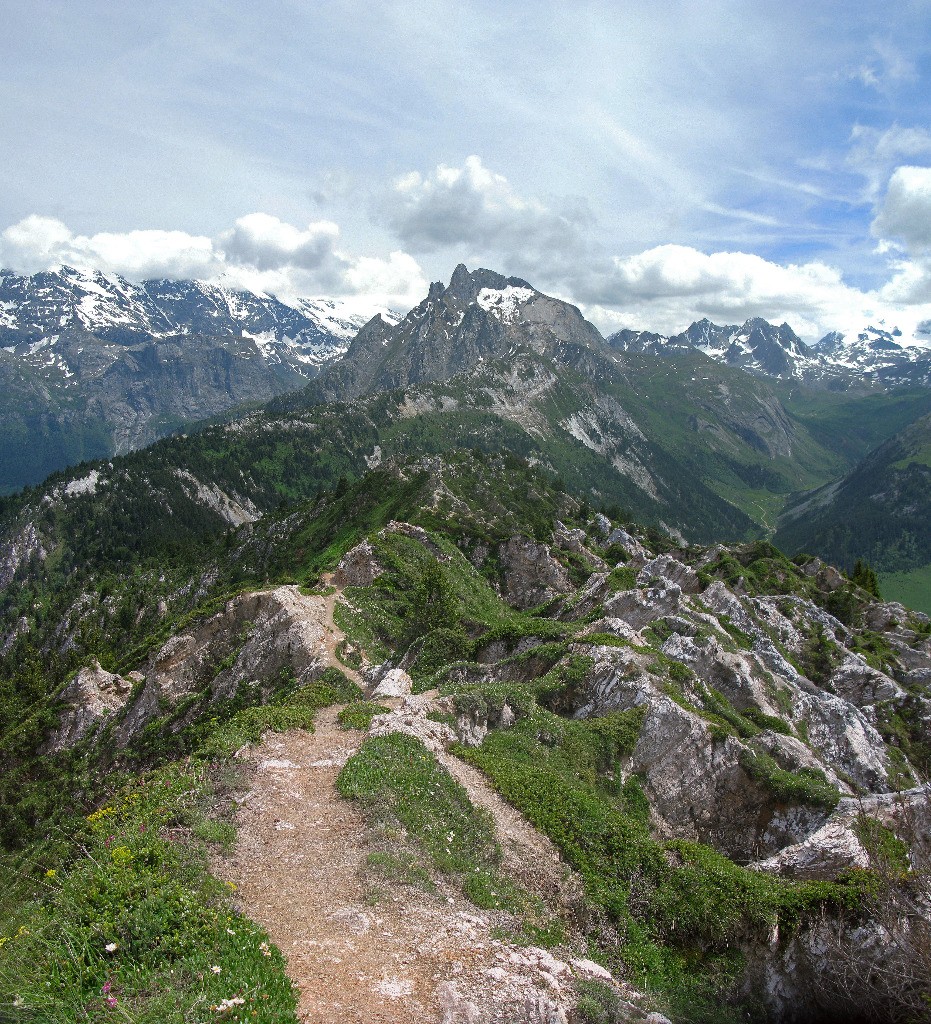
left=337, top=701, right=390, bottom=731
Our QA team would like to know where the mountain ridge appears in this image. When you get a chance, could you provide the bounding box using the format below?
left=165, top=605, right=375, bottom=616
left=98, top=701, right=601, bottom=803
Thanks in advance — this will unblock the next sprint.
left=608, top=314, right=931, bottom=386
left=0, top=265, right=401, bottom=491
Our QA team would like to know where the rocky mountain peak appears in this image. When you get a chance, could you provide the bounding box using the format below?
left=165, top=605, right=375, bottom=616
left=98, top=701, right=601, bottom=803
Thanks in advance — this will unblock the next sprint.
left=313, top=264, right=608, bottom=403
left=445, top=263, right=532, bottom=305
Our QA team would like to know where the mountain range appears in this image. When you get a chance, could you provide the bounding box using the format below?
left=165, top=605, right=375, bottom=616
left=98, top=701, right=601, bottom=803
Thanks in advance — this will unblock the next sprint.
left=3, top=263, right=931, bottom=496
left=1, top=262, right=931, bottom=604
left=609, top=316, right=931, bottom=386
left=3, top=263, right=931, bottom=1022
left=0, top=265, right=399, bottom=490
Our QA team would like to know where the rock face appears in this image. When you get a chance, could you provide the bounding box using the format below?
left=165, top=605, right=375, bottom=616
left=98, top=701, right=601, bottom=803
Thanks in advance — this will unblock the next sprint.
left=498, top=536, right=573, bottom=610
left=42, top=661, right=135, bottom=753
left=370, top=668, right=414, bottom=699
left=317, top=264, right=606, bottom=403
left=333, top=540, right=383, bottom=587
left=45, top=586, right=335, bottom=752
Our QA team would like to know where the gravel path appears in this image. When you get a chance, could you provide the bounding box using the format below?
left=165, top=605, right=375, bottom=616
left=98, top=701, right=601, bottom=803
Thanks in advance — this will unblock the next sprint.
left=216, top=584, right=627, bottom=1023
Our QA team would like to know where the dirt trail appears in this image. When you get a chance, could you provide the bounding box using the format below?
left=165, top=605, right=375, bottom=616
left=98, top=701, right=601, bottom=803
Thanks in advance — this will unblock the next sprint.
left=218, top=584, right=616, bottom=1023
left=319, top=574, right=364, bottom=690
left=224, top=714, right=482, bottom=1023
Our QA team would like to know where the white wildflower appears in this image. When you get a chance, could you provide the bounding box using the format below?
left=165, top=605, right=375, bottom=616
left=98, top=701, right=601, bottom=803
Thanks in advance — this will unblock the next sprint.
left=214, top=996, right=246, bottom=1013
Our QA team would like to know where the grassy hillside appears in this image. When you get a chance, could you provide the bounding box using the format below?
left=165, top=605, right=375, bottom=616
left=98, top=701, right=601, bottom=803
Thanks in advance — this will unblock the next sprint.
left=879, top=563, right=931, bottom=615
left=775, top=412, right=931, bottom=572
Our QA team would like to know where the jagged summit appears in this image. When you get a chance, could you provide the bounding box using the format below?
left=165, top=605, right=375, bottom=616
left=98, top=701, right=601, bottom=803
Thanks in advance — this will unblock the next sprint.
left=608, top=316, right=816, bottom=379
left=314, top=263, right=607, bottom=401
left=609, top=312, right=931, bottom=386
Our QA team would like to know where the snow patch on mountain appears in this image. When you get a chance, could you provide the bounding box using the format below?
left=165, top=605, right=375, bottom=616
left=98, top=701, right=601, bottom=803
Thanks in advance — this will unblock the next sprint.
left=0, top=266, right=402, bottom=371
left=477, top=286, right=535, bottom=322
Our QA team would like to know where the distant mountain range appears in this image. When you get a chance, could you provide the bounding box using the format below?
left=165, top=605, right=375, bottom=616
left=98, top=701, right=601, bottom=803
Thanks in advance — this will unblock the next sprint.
left=2, top=261, right=931, bottom=594
left=0, top=266, right=399, bottom=490
left=608, top=317, right=931, bottom=386
left=3, top=262, right=928, bottom=554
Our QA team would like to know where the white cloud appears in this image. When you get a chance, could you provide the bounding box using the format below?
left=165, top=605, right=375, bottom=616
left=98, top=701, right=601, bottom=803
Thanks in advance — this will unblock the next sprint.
left=383, top=155, right=591, bottom=262
left=0, top=212, right=426, bottom=310
left=343, top=251, right=427, bottom=308
left=575, top=242, right=931, bottom=344
left=220, top=213, right=340, bottom=272
left=854, top=40, right=917, bottom=92
left=870, top=165, right=931, bottom=305
left=0, top=215, right=220, bottom=279
left=872, top=165, right=931, bottom=250
left=847, top=124, right=931, bottom=200
left=576, top=244, right=867, bottom=338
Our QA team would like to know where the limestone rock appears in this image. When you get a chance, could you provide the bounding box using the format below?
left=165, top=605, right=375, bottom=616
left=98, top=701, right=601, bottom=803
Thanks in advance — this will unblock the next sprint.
left=828, top=655, right=904, bottom=706
left=603, top=582, right=682, bottom=630
left=105, top=586, right=331, bottom=747
left=637, top=555, right=701, bottom=594
left=498, top=536, right=572, bottom=610
left=798, top=557, right=845, bottom=591
left=605, top=526, right=651, bottom=562
left=43, top=660, right=134, bottom=752
left=368, top=706, right=456, bottom=753
left=333, top=540, right=382, bottom=587
left=864, top=601, right=910, bottom=632
left=591, top=513, right=612, bottom=538
left=371, top=667, right=413, bottom=698
left=752, top=819, right=869, bottom=879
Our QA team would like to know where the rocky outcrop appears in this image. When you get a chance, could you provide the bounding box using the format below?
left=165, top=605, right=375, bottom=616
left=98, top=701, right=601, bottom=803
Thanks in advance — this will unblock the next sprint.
left=370, top=667, right=414, bottom=699
left=333, top=540, right=383, bottom=587
left=42, top=660, right=136, bottom=753
left=603, top=582, right=683, bottom=630
left=498, top=536, right=573, bottom=610
left=636, top=554, right=701, bottom=594
left=0, top=523, right=46, bottom=588
left=46, top=586, right=334, bottom=752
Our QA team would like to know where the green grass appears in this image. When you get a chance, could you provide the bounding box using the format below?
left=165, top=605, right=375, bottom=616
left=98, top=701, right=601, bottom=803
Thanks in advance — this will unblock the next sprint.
left=739, top=750, right=841, bottom=809
left=337, top=701, right=390, bottom=731
left=337, top=732, right=561, bottom=943
left=879, top=563, right=931, bottom=616
left=454, top=699, right=862, bottom=1022
left=0, top=761, right=296, bottom=1023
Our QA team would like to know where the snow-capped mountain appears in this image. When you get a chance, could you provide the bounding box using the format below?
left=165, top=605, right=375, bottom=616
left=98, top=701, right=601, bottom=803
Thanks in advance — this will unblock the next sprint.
left=608, top=317, right=817, bottom=379
left=0, top=265, right=400, bottom=373
left=608, top=315, right=931, bottom=386
left=0, top=265, right=402, bottom=492
left=311, top=263, right=607, bottom=402
left=814, top=321, right=931, bottom=386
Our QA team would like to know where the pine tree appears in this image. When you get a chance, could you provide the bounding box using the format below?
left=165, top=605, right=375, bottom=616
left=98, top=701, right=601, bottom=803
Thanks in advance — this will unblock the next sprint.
left=852, top=559, right=882, bottom=599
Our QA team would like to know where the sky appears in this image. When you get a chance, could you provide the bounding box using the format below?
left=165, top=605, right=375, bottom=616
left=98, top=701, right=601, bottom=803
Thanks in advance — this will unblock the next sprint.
left=2, top=0, right=931, bottom=340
